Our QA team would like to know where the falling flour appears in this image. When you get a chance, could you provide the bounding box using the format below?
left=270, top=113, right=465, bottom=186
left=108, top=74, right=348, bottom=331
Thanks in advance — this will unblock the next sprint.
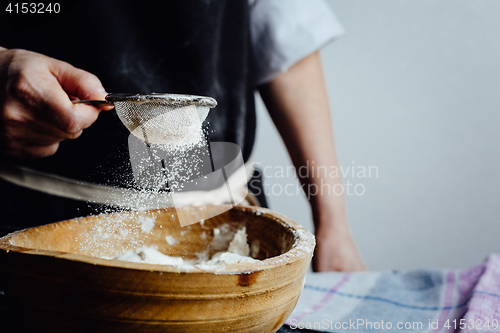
left=138, top=216, right=155, bottom=234
left=114, top=227, right=258, bottom=268
left=92, top=102, right=211, bottom=213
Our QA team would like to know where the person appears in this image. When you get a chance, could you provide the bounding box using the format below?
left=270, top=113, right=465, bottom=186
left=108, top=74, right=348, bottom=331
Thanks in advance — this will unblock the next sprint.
left=0, top=0, right=364, bottom=272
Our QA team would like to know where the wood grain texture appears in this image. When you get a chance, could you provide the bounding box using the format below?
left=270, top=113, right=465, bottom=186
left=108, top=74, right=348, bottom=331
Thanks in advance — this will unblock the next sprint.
left=0, top=205, right=314, bottom=332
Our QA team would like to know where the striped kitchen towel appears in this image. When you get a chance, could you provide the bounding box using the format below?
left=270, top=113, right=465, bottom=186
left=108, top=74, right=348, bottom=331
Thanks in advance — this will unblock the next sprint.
left=285, top=254, right=500, bottom=332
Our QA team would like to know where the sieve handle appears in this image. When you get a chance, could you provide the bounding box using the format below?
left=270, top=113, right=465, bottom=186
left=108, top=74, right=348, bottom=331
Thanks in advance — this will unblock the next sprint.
left=71, top=100, right=114, bottom=107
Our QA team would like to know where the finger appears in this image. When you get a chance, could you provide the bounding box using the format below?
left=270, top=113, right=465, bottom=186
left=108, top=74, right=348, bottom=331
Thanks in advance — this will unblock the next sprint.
left=36, top=79, right=101, bottom=134
left=9, top=128, right=69, bottom=145
left=49, top=60, right=114, bottom=111
left=31, top=118, right=83, bottom=140
left=4, top=100, right=83, bottom=140
left=7, top=67, right=100, bottom=135
left=21, top=142, right=60, bottom=158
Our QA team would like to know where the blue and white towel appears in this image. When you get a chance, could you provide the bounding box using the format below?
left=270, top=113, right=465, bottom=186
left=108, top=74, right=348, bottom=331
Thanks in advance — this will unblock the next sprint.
left=286, top=254, right=500, bottom=332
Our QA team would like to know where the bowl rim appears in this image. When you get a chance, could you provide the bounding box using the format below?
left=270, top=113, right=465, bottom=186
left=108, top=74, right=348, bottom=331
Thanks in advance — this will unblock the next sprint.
left=0, top=205, right=315, bottom=275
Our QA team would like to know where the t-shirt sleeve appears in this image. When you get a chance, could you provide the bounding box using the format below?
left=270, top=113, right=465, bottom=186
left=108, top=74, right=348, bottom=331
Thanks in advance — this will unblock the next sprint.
left=249, top=0, right=344, bottom=85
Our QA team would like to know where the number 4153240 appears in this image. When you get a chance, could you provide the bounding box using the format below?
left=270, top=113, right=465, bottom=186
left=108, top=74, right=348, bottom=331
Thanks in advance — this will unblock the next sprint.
left=444, top=318, right=499, bottom=330
left=5, top=3, right=61, bottom=14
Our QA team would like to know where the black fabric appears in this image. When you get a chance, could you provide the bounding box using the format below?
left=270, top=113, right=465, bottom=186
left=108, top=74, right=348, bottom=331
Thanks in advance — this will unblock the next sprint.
left=0, top=178, right=120, bottom=237
left=248, top=168, right=268, bottom=208
left=0, top=0, right=256, bottom=189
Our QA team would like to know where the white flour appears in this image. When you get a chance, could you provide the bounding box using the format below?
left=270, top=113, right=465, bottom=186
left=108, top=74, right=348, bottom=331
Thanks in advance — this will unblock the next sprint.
left=227, top=228, right=251, bottom=256
left=116, top=246, right=192, bottom=267
left=130, top=105, right=203, bottom=147
left=165, top=235, right=179, bottom=245
left=114, top=227, right=258, bottom=268
left=138, top=216, right=155, bottom=234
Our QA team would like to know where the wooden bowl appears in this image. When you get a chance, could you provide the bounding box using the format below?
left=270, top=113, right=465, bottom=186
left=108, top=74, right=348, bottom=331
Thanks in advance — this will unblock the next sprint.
left=0, top=205, right=314, bottom=333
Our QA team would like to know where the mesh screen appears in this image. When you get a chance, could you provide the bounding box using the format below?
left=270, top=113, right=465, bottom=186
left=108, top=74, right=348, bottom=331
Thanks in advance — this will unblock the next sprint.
left=114, top=101, right=209, bottom=146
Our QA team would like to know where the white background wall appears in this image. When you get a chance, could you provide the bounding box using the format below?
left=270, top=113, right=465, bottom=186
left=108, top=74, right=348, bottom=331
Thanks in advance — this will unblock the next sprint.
left=252, top=0, right=500, bottom=270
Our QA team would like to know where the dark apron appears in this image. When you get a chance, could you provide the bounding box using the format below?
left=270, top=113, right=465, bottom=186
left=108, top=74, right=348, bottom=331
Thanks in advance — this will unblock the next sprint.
left=0, top=0, right=261, bottom=234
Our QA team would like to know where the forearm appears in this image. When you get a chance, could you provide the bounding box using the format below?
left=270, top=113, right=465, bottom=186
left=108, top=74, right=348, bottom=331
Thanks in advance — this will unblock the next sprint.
left=259, top=51, right=365, bottom=271
left=258, top=51, right=345, bottom=224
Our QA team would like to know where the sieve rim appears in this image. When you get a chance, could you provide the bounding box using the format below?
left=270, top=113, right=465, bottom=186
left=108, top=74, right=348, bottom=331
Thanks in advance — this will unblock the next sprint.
left=106, top=93, right=217, bottom=108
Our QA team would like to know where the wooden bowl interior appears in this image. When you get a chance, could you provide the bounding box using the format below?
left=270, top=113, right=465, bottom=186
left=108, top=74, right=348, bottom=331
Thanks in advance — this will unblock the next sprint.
left=7, top=207, right=298, bottom=262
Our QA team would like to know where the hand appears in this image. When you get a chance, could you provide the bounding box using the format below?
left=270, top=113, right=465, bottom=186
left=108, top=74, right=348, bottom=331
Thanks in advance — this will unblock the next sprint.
left=0, top=48, right=113, bottom=159
left=313, top=218, right=366, bottom=272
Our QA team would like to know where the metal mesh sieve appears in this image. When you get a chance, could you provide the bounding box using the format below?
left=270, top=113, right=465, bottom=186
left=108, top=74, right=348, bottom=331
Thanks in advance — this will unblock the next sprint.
left=105, top=93, right=216, bottom=145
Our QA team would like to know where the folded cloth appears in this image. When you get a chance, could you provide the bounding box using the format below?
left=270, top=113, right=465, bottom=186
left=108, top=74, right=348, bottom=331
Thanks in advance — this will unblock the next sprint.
left=284, top=254, right=500, bottom=333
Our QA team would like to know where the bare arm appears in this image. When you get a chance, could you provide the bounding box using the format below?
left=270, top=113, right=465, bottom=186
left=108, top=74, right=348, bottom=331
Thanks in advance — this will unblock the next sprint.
left=259, top=51, right=365, bottom=272
left=0, top=47, right=112, bottom=159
